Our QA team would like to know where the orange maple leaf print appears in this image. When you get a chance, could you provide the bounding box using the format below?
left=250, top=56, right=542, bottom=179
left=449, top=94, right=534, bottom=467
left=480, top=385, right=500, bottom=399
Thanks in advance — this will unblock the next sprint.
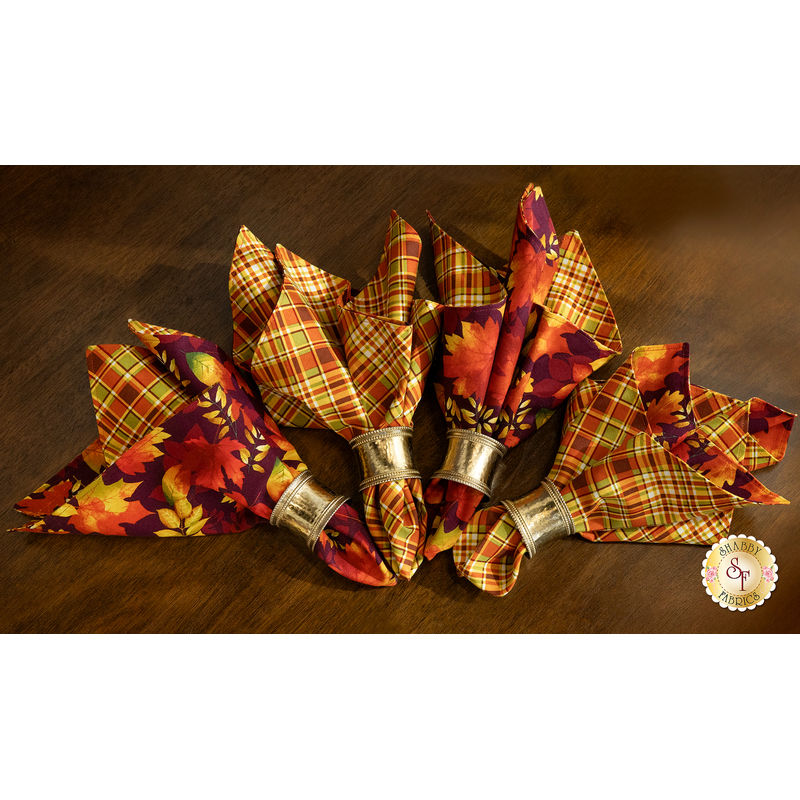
left=694, top=449, right=742, bottom=489
left=632, top=344, right=688, bottom=397
left=115, top=428, right=171, bottom=475
left=644, top=391, right=691, bottom=434
left=15, top=481, right=72, bottom=516
left=170, top=426, right=246, bottom=491
left=53, top=478, right=151, bottom=536
left=443, top=317, right=501, bottom=399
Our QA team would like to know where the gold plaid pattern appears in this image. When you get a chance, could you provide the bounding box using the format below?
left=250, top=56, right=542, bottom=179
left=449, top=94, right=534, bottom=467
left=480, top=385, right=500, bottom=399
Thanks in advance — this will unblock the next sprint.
left=562, top=377, right=601, bottom=431
left=400, top=300, right=444, bottom=426
left=691, top=384, right=794, bottom=471
left=591, top=512, right=734, bottom=546
left=349, top=212, right=420, bottom=320
left=87, top=344, right=194, bottom=463
left=557, top=368, right=793, bottom=546
left=363, top=479, right=427, bottom=578
left=234, top=213, right=443, bottom=579
left=460, top=511, right=523, bottom=592
left=550, top=359, right=647, bottom=488
left=549, top=232, right=623, bottom=350
left=558, top=432, right=773, bottom=533
left=429, top=215, right=505, bottom=307
left=339, top=309, right=415, bottom=428
left=458, top=345, right=791, bottom=595
left=554, top=351, right=787, bottom=532
left=252, top=265, right=363, bottom=434
left=230, top=226, right=283, bottom=371
left=271, top=244, right=351, bottom=319
left=424, top=184, right=622, bottom=560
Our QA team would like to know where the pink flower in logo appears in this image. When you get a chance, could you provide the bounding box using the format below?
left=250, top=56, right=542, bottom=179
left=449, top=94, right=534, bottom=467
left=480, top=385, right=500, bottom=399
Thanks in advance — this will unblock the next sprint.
left=762, top=566, right=775, bottom=583
left=706, top=567, right=718, bottom=583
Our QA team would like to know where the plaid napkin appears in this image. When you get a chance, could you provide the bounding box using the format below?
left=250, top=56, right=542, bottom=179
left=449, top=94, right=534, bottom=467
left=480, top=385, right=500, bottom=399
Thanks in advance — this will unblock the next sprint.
left=457, top=343, right=794, bottom=595
left=14, top=322, right=396, bottom=588
left=424, top=183, right=622, bottom=558
left=229, top=215, right=442, bottom=579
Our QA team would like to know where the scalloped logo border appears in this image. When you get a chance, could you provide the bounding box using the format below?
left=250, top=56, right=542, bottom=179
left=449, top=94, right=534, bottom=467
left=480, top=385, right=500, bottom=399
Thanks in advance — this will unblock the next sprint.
left=702, top=535, right=777, bottom=611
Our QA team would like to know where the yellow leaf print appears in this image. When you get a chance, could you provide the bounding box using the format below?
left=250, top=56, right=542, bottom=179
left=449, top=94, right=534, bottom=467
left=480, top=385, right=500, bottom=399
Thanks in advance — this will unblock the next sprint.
left=266, top=459, right=295, bottom=503
left=186, top=352, right=229, bottom=388
left=157, top=508, right=181, bottom=529
left=162, top=465, right=190, bottom=505
left=56, top=478, right=150, bottom=535
left=645, top=391, right=689, bottom=432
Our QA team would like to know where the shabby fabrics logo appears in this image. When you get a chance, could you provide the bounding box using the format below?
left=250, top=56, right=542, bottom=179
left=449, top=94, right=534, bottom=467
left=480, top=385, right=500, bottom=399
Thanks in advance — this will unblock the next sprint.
left=702, top=535, right=777, bottom=611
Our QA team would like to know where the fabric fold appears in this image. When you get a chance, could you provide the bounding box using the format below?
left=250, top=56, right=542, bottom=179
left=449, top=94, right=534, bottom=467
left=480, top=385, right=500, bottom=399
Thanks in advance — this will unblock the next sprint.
left=424, top=183, right=622, bottom=558
left=14, top=322, right=396, bottom=588
left=229, top=213, right=443, bottom=579
left=457, top=343, right=793, bottom=596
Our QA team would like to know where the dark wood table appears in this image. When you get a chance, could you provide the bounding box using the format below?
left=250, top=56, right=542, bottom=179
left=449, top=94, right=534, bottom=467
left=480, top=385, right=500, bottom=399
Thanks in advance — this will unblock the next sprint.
left=2, top=165, right=798, bottom=633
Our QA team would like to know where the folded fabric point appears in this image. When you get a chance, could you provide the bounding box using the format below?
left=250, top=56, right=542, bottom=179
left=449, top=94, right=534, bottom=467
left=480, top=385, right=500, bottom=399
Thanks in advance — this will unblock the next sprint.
left=423, top=183, right=622, bottom=560
left=456, top=342, right=794, bottom=596
left=14, top=321, right=396, bottom=588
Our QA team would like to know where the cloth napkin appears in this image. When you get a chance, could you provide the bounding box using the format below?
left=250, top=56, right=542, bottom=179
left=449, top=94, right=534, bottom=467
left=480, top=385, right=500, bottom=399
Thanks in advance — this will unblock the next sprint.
left=457, top=343, right=793, bottom=595
left=424, top=183, right=622, bottom=557
left=14, top=322, right=396, bottom=588
left=228, top=215, right=442, bottom=579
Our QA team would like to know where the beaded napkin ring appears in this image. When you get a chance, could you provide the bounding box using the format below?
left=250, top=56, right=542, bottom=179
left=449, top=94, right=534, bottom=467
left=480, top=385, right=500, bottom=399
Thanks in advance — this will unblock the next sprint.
left=501, top=478, right=575, bottom=556
left=350, top=428, right=422, bottom=490
left=269, top=471, right=349, bottom=550
left=431, top=429, right=508, bottom=495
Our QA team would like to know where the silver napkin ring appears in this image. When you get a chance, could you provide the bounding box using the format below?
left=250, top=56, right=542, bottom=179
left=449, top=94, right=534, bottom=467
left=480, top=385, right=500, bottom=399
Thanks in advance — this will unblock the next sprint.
left=349, top=427, right=422, bottom=490
left=431, top=429, right=508, bottom=495
left=501, top=478, right=575, bottom=557
left=269, top=470, right=349, bottom=550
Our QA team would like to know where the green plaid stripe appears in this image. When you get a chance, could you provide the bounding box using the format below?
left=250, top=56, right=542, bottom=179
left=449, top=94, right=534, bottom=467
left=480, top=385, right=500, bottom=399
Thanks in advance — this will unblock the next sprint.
left=691, top=384, right=794, bottom=471
left=459, top=511, right=522, bottom=592
left=453, top=507, right=528, bottom=594
left=399, top=300, right=443, bottom=424
left=560, top=433, right=757, bottom=532
left=230, top=226, right=283, bottom=371
left=252, top=279, right=365, bottom=436
left=558, top=361, right=790, bottom=547
left=743, top=434, right=777, bottom=471
left=549, top=357, right=647, bottom=488
left=459, top=504, right=733, bottom=596
left=563, top=378, right=601, bottom=431
left=363, top=479, right=426, bottom=579
left=592, top=510, right=733, bottom=545
left=339, top=309, right=414, bottom=424
left=692, top=386, right=751, bottom=466
left=430, top=215, right=505, bottom=307
left=458, top=346, right=791, bottom=595
left=246, top=215, right=442, bottom=573
left=259, top=386, right=329, bottom=429
left=349, top=211, right=420, bottom=321
left=548, top=231, right=623, bottom=351
left=87, top=344, right=194, bottom=462
left=274, top=245, right=350, bottom=321
left=252, top=234, right=442, bottom=437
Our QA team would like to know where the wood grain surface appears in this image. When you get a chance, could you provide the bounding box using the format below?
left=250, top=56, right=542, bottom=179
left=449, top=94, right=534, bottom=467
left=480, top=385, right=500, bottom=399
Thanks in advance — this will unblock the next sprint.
left=2, top=165, right=798, bottom=634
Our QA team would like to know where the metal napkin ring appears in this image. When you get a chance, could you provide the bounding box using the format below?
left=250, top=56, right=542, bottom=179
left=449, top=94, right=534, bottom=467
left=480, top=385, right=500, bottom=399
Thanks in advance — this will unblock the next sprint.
left=501, top=478, right=575, bottom=557
left=431, top=429, right=508, bottom=495
left=349, top=427, right=422, bottom=490
left=269, top=470, right=349, bottom=550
